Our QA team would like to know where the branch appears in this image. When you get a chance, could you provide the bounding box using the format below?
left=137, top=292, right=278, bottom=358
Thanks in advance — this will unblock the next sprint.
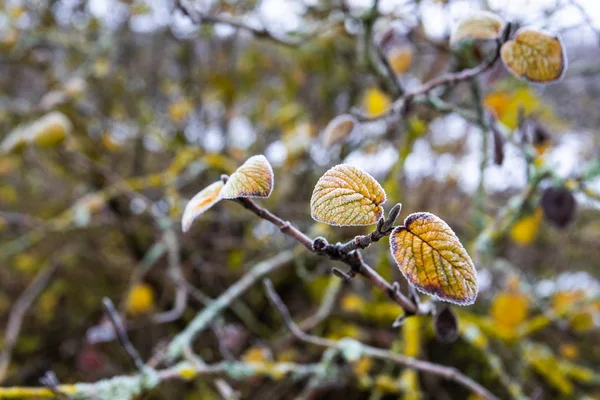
left=167, top=250, right=295, bottom=359
left=175, top=0, right=310, bottom=48
left=358, top=24, right=511, bottom=122
left=263, top=279, right=500, bottom=400
left=231, top=195, right=422, bottom=315
left=0, top=263, right=59, bottom=383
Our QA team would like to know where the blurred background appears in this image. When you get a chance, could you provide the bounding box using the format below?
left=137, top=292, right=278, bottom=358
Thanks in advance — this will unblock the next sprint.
left=1, top=0, right=600, bottom=399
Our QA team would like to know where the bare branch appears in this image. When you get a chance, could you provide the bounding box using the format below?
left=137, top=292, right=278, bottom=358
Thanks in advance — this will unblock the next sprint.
left=0, top=263, right=59, bottom=383
left=264, top=279, right=500, bottom=400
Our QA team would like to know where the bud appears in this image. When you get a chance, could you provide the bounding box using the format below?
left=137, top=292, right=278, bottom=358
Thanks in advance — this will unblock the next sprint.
left=540, top=187, right=576, bottom=228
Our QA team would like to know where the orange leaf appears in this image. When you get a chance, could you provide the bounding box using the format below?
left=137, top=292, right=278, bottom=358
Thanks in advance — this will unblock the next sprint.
left=390, top=213, right=478, bottom=305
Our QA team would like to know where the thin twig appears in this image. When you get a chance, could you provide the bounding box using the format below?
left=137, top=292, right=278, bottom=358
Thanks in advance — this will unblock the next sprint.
left=0, top=263, right=59, bottom=383
left=167, top=250, right=295, bottom=359
left=102, top=298, right=145, bottom=371
left=263, top=279, right=500, bottom=400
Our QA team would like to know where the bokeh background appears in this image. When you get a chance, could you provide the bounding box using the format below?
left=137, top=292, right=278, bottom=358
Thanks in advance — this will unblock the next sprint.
left=1, top=0, right=600, bottom=399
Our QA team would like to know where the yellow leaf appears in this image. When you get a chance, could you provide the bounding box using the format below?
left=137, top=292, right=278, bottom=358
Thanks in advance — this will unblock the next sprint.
left=310, top=164, right=387, bottom=226
left=181, top=180, right=225, bottom=232
left=126, top=283, right=155, bottom=316
left=510, top=208, right=542, bottom=245
left=483, top=91, right=511, bottom=119
left=322, top=114, right=357, bottom=148
left=221, top=155, right=274, bottom=199
left=490, top=292, right=529, bottom=328
left=451, top=11, right=505, bottom=45
left=341, top=294, right=367, bottom=314
left=168, top=98, right=193, bottom=124
left=26, top=112, right=72, bottom=147
left=501, top=28, right=567, bottom=83
left=242, top=346, right=270, bottom=363
left=559, top=344, right=579, bottom=360
left=387, top=46, right=413, bottom=75
left=390, top=213, right=478, bottom=305
left=363, top=88, right=391, bottom=118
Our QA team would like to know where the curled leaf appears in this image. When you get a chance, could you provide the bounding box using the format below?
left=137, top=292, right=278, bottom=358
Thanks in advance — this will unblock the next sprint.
left=451, top=11, right=505, bottom=45
left=322, top=114, right=358, bottom=148
left=434, top=307, right=459, bottom=343
left=181, top=180, right=224, bottom=232
left=390, top=212, right=478, bottom=305
left=540, top=187, right=576, bottom=228
left=221, top=155, right=274, bottom=199
left=501, top=28, right=567, bottom=83
left=311, top=164, right=386, bottom=227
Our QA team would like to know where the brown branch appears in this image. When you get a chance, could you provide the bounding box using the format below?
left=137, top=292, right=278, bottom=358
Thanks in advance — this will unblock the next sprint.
left=263, top=279, right=499, bottom=400
left=232, top=195, right=421, bottom=315
left=358, top=23, right=511, bottom=122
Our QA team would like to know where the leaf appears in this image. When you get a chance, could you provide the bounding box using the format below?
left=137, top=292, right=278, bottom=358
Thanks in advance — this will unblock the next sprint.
left=126, top=283, right=155, bottom=316
left=310, top=164, right=387, bottom=226
left=362, top=88, right=391, bottom=118
left=510, top=208, right=542, bottom=245
left=221, top=155, right=274, bottom=199
left=451, top=11, right=505, bottom=45
left=501, top=28, right=567, bottom=83
left=490, top=292, right=529, bottom=328
left=390, top=212, right=478, bottom=305
left=434, top=307, right=459, bottom=343
left=26, top=112, right=72, bottom=147
left=322, top=114, right=358, bottom=148
left=387, top=45, right=413, bottom=75
left=181, top=180, right=224, bottom=232
left=540, top=187, right=576, bottom=228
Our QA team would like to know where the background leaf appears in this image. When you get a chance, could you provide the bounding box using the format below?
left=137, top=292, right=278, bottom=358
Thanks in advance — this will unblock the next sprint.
left=322, top=114, right=358, bottom=148
left=310, top=164, right=387, bottom=226
left=450, top=11, right=505, bottom=44
left=390, top=212, right=478, bottom=305
left=501, top=28, right=567, bottom=83
left=221, top=155, right=274, bottom=199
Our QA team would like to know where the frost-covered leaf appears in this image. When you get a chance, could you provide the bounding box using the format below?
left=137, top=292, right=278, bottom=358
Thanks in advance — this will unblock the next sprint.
left=221, top=155, right=274, bottom=199
left=451, top=11, right=505, bottom=45
left=501, top=28, right=567, bottom=83
left=390, top=212, right=478, bottom=305
left=181, top=180, right=224, bottom=232
left=310, top=164, right=386, bottom=226
left=322, top=114, right=358, bottom=148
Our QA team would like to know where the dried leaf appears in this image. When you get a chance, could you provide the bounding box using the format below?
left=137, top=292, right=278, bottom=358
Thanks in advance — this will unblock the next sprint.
left=390, top=212, right=478, bottom=305
left=541, top=187, right=576, bottom=228
left=451, top=11, right=505, bottom=45
left=221, top=155, right=274, bottom=199
left=501, top=28, right=567, bottom=83
left=322, top=114, right=358, bottom=148
left=310, top=164, right=387, bottom=226
left=181, top=180, right=225, bottom=232
left=434, top=307, right=459, bottom=343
